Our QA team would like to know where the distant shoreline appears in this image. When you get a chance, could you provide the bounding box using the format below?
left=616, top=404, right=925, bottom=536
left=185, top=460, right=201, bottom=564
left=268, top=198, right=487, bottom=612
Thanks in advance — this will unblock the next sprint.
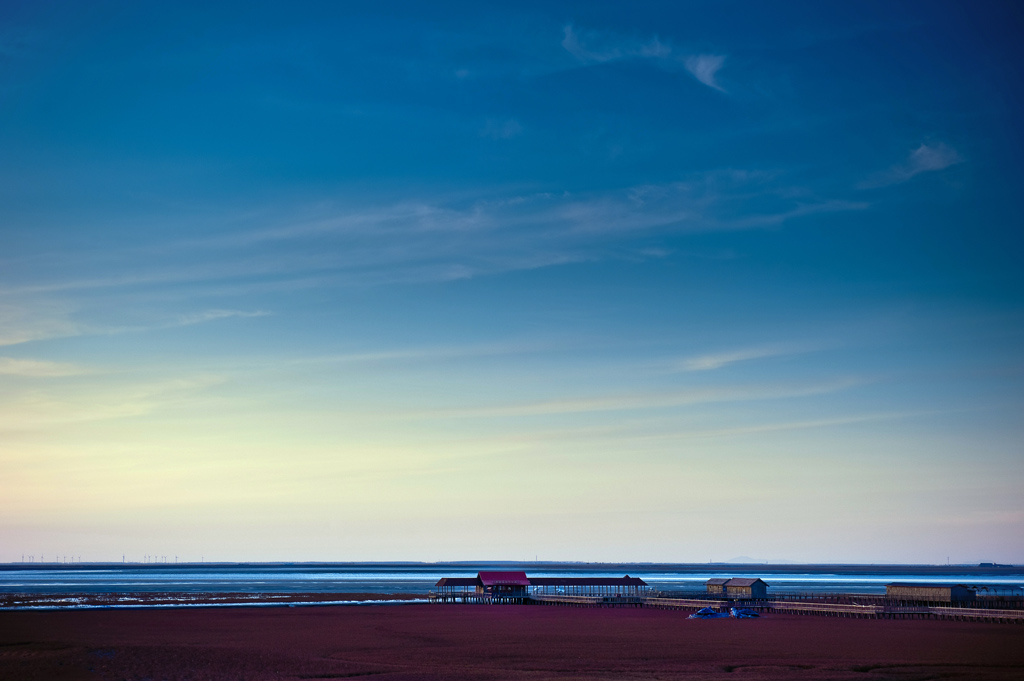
left=0, top=562, right=1019, bottom=574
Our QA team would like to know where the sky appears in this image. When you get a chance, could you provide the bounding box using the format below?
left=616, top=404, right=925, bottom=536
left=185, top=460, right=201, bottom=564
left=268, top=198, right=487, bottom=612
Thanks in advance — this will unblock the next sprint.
left=1, top=0, right=1022, bottom=564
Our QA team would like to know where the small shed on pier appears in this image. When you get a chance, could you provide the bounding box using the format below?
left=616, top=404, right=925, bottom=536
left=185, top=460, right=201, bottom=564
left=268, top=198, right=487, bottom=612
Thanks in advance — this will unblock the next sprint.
left=886, top=583, right=975, bottom=602
left=724, top=578, right=768, bottom=598
left=705, top=578, right=729, bottom=595
left=706, top=578, right=768, bottom=598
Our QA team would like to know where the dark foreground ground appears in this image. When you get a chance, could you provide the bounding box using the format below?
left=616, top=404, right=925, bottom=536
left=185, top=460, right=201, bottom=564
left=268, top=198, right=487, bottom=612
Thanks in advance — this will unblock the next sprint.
left=1, top=603, right=1022, bottom=681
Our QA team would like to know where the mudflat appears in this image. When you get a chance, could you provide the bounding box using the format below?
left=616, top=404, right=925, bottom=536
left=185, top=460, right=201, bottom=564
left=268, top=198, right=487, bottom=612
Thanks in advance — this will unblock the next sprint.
left=1, top=603, right=1022, bottom=680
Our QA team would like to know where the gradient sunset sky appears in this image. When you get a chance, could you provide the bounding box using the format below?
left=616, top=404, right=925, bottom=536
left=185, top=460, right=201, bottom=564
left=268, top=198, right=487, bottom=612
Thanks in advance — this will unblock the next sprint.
left=2, top=1, right=1022, bottom=564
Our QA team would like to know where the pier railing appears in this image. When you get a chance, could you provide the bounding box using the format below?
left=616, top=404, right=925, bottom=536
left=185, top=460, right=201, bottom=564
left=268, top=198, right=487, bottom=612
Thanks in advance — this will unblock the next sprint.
left=427, top=591, right=1024, bottom=622
left=528, top=594, right=644, bottom=607
left=654, top=591, right=1024, bottom=610
left=549, top=595, right=1024, bottom=622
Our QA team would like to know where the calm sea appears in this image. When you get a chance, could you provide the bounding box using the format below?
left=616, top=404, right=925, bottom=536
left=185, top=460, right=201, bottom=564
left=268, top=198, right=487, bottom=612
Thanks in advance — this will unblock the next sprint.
left=1, top=563, right=1021, bottom=596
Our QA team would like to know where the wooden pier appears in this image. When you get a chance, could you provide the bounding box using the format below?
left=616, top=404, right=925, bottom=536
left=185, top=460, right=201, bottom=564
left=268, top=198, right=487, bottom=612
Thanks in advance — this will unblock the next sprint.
left=528, top=594, right=644, bottom=607
left=428, top=592, right=492, bottom=604
left=763, top=601, right=1024, bottom=623
left=427, top=593, right=1024, bottom=623
left=430, top=571, right=647, bottom=605
left=427, top=572, right=1024, bottom=623
left=644, top=597, right=729, bottom=610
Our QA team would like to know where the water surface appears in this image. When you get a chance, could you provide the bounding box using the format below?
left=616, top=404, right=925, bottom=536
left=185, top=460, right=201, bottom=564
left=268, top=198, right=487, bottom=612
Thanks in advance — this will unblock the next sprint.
left=2, top=563, right=1020, bottom=596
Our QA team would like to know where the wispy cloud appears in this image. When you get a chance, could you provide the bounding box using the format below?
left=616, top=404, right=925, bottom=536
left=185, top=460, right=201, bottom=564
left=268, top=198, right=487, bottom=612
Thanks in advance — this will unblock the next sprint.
left=0, top=357, right=89, bottom=377
left=561, top=25, right=670, bottom=64
left=0, top=375, right=224, bottom=431
left=290, top=340, right=548, bottom=367
left=2, top=260, right=303, bottom=296
left=676, top=343, right=819, bottom=371
left=860, top=142, right=963, bottom=188
left=676, top=410, right=944, bottom=440
left=0, top=302, right=270, bottom=348
left=400, top=377, right=864, bottom=420
left=0, top=303, right=82, bottom=347
left=1, top=175, right=866, bottom=300
left=483, top=408, right=946, bottom=447
left=176, top=309, right=270, bottom=327
left=720, top=199, right=868, bottom=229
left=562, top=26, right=727, bottom=92
left=684, top=54, right=726, bottom=91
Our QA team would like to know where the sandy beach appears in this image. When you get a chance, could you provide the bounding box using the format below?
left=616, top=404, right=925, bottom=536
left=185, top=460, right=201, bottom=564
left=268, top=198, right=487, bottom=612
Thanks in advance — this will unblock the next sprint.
left=1, top=602, right=1022, bottom=680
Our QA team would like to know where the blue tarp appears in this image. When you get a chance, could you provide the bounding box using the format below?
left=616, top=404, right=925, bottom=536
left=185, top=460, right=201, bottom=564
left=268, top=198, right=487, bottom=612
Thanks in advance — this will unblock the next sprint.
left=688, top=607, right=728, bottom=619
left=730, top=607, right=760, bottom=618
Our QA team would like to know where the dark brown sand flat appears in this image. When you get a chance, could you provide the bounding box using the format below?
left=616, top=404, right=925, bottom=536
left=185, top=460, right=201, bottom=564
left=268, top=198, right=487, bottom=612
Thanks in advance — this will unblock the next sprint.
left=1, top=604, right=1022, bottom=681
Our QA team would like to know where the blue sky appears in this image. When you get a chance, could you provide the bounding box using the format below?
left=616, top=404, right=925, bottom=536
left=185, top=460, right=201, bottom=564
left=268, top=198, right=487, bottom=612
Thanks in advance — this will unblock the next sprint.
left=1, top=1, right=1022, bottom=563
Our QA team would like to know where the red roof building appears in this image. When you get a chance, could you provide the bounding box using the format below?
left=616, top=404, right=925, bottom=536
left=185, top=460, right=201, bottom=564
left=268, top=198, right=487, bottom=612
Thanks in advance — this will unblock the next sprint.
left=433, top=572, right=648, bottom=599
left=477, top=571, right=530, bottom=587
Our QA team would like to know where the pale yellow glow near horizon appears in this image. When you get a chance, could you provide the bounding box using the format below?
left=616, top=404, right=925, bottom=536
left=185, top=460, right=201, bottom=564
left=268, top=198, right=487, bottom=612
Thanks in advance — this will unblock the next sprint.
left=2, top=350, right=1020, bottom=563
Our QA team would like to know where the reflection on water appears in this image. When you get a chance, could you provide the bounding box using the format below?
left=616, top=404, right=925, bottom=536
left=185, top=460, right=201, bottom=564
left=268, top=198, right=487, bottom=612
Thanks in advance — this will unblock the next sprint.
left=0, top=564, right=1021, bottom=595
